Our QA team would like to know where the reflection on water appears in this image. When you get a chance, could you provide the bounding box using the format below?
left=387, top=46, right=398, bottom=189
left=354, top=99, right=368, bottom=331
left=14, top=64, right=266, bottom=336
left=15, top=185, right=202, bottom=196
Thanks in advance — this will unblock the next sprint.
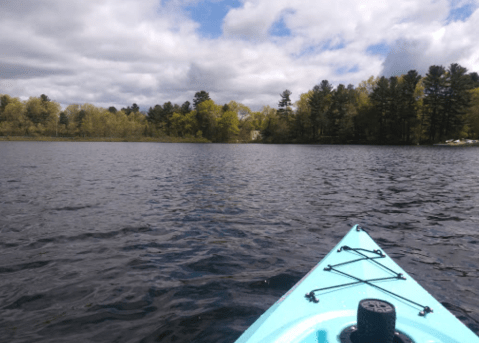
left=0, top=142, right=478, bottom=342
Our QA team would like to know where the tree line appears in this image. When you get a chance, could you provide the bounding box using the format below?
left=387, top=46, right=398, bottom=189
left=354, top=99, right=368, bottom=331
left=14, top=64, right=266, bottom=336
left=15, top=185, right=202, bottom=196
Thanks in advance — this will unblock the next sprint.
left=264, top=63, right=479, bottom=144
left=1, top=63, right=479, bottom=144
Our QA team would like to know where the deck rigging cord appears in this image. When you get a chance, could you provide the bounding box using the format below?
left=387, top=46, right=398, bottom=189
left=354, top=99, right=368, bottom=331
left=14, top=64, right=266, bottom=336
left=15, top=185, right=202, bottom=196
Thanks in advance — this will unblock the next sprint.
left=305, top=227, right=433, bottom=316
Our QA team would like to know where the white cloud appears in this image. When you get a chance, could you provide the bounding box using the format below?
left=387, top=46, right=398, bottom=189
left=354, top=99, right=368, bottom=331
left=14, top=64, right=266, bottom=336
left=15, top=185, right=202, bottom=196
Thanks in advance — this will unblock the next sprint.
left=222, top=1, right=286, bottom=40
left=0, top=0, right=478, bottom=111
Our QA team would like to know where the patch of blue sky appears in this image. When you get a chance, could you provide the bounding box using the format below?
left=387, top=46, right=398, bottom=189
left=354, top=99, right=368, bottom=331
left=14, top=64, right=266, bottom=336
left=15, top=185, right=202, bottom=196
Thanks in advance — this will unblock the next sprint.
left=335, top=65, right=359, bottom=75
left=366, top=43, right=390, bottom=56
left=447, top=3, right=476, bottom=22
left=270, top=16, right=291, bottom=37
left=185, top=0, right=242, bottom=39
left=322, top=40, right=345, bottom=51
left=270, top=8, right=295, bottom=37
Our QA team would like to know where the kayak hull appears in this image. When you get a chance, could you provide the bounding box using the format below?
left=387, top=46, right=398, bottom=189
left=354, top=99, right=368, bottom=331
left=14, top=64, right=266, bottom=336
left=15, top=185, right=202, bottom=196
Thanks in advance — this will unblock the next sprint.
left=235, top=225, right=479, bottom=343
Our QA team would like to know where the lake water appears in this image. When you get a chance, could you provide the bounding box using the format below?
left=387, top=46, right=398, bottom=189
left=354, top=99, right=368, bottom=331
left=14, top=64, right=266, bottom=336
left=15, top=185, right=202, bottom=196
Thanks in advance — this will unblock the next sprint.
left=1, top=142, right=478, bottom=342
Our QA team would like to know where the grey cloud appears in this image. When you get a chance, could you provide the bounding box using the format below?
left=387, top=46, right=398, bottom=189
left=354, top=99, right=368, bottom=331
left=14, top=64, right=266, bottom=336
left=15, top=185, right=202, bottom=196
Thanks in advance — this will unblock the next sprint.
left=223, top=12, right=270, bottom=41
left=186, top=62, right=237, bottom=92
left=223, top=23, right=268, bottom=41
left=0, top=0, right=48, bottom=17
left=1, top=39, right=65, bottom=63
left=0, top=0, right=87, bottom=34
left=0, top=62, right=72, bottom=79
left=381, top=39, right=428, bottom=77
left=381, top=38, right=474, bottom=77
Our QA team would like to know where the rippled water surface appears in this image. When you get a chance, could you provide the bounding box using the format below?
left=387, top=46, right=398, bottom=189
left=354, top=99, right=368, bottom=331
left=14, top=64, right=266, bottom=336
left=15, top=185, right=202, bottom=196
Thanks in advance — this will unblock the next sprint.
left=1, top=142, right=479, bottom=342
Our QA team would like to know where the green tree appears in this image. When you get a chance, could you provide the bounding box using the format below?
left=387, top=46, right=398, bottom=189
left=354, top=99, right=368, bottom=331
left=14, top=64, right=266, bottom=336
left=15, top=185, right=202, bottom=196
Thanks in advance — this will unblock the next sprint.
left=423, top=65, right=447, bottom=142
left=76, top=109, right=87, bottom=136
left=260, top=105, right=290, bottom=143
left=465, top=88, right=479, bottom=138
left=0, top=94, right=11, bottom=122
left=439, top=63, right=473, bottom=140
left=121, top=103, right=139, bottom=116
left=353, top=76, right=380, bottom=143
left=181, top=101, right=192, bottom=114
left=193, top=91, right=212, bottom=138
left=398, top=70, right=421, bottom=144
left=470, top=72, right=479, bottom=88
left=63, top=104, right=80, bottom=135
left=25, top=97, right=46, bottom=126
left=226, top=101, right=253, bottom=141
left=193, top=91, right=210, bottom=111
left=131, top=103, right=140, bottom=113
left=0, top=97, right=28, bottom=135
left=308, top=80, right=332, bottom=141
left=196, top=99, right=219, bottom=141
left=170, top=112, right=183, bottom=137
left=370, top=76, right=392, bottom=143
left=292, top=91, right=313, bottom=142
left=182, top=111, right=198, bottom=136
left=162, top=102, right=174, bottom=135
left=40, top=94, right=50, bottom=103
left=24, top=95, right=60, bottom=135
left=327, top=84, right=349, bottom=139
left=59, top=112, right=69, bottom=126
left=278, top=89, right=292, bottom=118
left=148, top=105, right=163, bottom=125
left=216, top=110, right=239, bottom=142
left=57, top=112, right=69, bottom=136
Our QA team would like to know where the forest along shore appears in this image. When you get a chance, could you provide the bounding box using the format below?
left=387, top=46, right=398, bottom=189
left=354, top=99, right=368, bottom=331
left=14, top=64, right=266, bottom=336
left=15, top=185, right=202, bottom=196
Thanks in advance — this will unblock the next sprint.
left=1, top=63, right=479, bottom=145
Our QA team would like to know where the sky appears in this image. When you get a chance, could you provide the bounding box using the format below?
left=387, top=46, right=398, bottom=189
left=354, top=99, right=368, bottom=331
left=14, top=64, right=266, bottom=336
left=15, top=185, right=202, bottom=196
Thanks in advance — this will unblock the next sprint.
left=1, top=0, right=479, bottom=112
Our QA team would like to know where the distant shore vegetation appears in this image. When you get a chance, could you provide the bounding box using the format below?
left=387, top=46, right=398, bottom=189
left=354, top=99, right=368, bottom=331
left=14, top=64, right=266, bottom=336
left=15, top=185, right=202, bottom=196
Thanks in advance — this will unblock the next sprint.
left=1, top=63, right=479, bottom=145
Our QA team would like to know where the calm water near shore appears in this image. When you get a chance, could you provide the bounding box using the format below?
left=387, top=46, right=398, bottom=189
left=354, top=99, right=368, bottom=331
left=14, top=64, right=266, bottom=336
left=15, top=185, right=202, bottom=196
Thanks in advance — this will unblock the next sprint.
left=1, top=142, right=479, bottom=342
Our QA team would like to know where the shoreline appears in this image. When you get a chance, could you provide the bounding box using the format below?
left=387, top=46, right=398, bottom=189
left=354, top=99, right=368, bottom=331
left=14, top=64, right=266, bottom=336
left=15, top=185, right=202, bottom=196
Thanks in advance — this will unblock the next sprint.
left=0, top=136, right=211, bottom=143
left=2, top=136, right=479, bottom=146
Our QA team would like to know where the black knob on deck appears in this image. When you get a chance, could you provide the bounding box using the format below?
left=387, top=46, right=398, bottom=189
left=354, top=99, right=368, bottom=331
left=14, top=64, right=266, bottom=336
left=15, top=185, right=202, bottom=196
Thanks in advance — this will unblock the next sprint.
left=357, top=299, right=396, bottom=343
left=339, top=298, right=414, bottom=343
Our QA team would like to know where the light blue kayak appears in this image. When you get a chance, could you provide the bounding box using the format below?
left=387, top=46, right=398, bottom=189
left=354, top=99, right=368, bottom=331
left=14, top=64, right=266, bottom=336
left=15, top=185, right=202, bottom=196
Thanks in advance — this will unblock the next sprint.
left=235, top=225, right=479, bottom=343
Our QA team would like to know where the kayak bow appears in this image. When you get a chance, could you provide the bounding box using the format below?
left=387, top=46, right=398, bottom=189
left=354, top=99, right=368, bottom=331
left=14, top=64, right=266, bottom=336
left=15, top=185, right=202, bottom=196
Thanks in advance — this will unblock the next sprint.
left=235, top=225, right=479, bottom=343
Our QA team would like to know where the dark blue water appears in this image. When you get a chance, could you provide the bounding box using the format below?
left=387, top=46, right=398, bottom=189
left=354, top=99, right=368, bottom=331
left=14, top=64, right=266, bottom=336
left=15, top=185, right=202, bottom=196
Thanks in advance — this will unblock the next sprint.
left=1, top=142, right=478, bottom=342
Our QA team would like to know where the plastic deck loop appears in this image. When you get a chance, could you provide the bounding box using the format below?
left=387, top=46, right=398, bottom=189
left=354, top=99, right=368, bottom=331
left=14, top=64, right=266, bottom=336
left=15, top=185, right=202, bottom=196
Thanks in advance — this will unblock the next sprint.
left=305, top=242, right=433, bottom=317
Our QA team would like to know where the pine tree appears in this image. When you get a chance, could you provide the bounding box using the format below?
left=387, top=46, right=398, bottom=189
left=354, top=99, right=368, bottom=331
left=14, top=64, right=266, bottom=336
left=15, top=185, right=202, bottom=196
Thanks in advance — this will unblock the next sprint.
left=328, top=84, right=349, bottom=138
left=131, top=103, right=140, bottom=113
left=278, top=89, right=292, bottom=118
left=59, top=112, right=69, bottom=126
left=308, top=80, right=332, bottom=141
left=423, top=65, right=446, bottom=143
left=399, top=70, right=421, bottom=144
left=181, top=101, right=191, bottom=114
left=147, top=105, right=163, bottom=125
left=370, top=76, right=390, bottom=143
left=440, top=63, right=473, bottom=140
left=162, top=102, right=174, bottom=135
left=193, top=91, right=210, bottom=111
left=470, top=72, right=479, bottom=88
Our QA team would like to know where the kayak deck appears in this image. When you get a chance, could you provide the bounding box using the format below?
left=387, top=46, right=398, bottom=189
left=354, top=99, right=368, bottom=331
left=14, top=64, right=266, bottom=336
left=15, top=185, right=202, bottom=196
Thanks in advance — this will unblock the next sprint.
left=235, top=225, right=479, bottom=343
